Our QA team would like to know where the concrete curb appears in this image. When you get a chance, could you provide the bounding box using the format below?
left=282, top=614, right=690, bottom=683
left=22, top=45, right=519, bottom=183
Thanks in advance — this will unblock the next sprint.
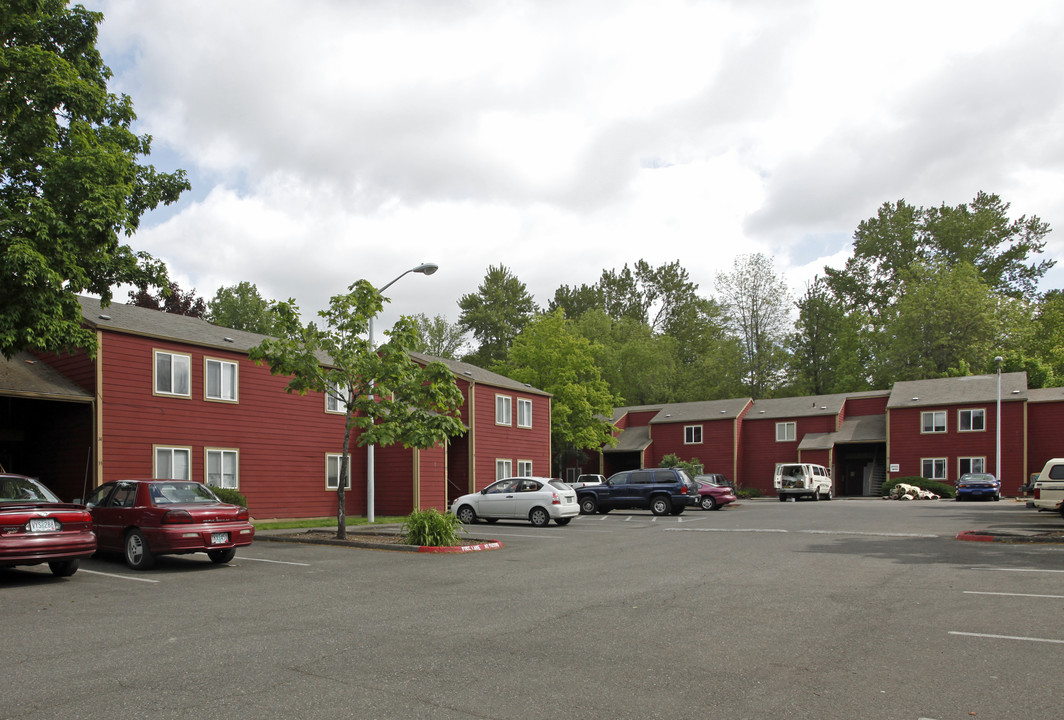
left=957, top=530, right=1064, bottom=544
left=254, top=532, right=503, bottom=553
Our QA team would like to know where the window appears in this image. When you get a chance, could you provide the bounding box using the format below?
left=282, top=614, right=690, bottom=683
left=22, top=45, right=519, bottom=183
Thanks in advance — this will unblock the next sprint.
left=517, top=460, right=533, bottom=477
left=496, top=395, right=512, bottom=425
left=326, top=454, right=352, bottom=490
left=776, top=422, right=796, bottom=442
left=684, top=425, right=703, bottom=444
left=326, top=380, right=348, bottom=414
left=517, top=398, right=532, bottom=428
left=154, top=351, right=191, bottom=397
left=155, top=446, right=191, bottom=480
left=958, top=409, right=985, bottom=432
left=205, top=358, right=238, bottom=402
left=205, top=449, right=239, bottom=489
left=496, top=459, right=512, bottom=479
left=921, top=411, right=946, bottom=433
left=566, top=467, right=578, bottom=483
left=922, top=458, right=947, bottom=480
left=959, top=457, right=985, bottom=475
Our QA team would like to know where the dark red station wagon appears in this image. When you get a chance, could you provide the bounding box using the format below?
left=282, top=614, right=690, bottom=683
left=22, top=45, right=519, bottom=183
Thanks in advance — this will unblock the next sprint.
left=84, top=480, right=254, bottom=570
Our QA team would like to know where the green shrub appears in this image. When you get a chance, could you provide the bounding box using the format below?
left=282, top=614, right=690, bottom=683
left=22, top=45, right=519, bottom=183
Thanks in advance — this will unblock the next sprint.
left=210, top=486, right=248, bottom=506
left=401, top=508, right=465, bottom=547
left=737, top=487, right=762, bottom=499
left=881, top=476, right=956, bottom=498
left=660, top=453, right=704, bottom=478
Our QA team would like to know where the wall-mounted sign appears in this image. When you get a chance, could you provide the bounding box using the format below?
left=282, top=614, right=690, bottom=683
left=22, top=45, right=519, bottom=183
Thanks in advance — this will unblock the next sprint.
left=889, top=463, right=900, bottom=473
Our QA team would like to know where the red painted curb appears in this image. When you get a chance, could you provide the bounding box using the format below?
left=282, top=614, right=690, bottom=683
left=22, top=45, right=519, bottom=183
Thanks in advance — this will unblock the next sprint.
left=957, top=531, right=995, bottom=542
left=418, top=540, right=503, bottom=553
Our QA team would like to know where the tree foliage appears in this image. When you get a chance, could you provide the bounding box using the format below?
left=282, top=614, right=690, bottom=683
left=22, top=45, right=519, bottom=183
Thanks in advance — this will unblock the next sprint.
left=409, top=313, right=467, bottom=359
left=249, top=281, right=466, bottom=538
left=129, top=281, right=207, bottom=318
left=458, top=264, right=536, bottom=367
left=207, top=281, right=277, bottom=334
left=0, top=0, right=189, bottom=359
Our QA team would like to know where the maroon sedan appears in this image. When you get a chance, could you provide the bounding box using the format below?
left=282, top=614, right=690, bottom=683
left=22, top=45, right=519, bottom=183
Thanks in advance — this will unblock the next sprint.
left=84, top=480, right=254, bottom=570
left=695, top=479, right=737, bottom=511
left=1, top=474, right=97, bottom=577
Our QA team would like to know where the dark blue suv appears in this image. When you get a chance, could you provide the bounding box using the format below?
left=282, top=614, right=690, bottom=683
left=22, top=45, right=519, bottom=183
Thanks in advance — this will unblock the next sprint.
left=576, top=468, right=698, bottom=516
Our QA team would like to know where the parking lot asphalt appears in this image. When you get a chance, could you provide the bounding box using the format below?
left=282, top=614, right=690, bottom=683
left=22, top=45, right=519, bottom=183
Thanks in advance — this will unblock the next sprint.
left=4, top=498, right=1064, bottom=720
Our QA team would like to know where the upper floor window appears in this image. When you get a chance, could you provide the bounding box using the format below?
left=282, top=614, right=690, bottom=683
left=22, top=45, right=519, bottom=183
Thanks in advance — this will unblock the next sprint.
left=326, top=454, right=352, bottom=490
left=684, top=425, right=703, bottom=444
left=154, top=351, right=191, bottom=397
left=496, top=395, right=512, bottom=426
left=326, top=380, right=348, bottom=414
left=921, top=411, right=946, bottom=434
left=205, top=358, right=238, bottom=402
left=155, top=446, right=191, bottom=480
left=206, top=448, right=239, bottom=489
left=776, top=422, right=796, bottom=442
left=517, top=398, right=532, bottom=428
left=958, top=409, right=985, bottom=432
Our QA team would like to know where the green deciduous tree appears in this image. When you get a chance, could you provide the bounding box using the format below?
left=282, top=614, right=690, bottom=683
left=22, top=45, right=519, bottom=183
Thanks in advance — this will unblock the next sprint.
left=409, top=313, right=467, bottom=360
left=494, top=311, right=618, bottom=475
left=249, top=281, right=466, bottom=538
left=0, top=0, right=189, bottom=358
left=207, top=281, right=277, bottom=334
left=458, top=264, right=536, bottom=367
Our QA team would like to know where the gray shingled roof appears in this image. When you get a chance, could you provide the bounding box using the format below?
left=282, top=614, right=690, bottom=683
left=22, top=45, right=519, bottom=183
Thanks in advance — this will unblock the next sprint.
left=1029, top=387, right=1064, bottom=404
left=0, top=352, right=92, bottom=402
left=603, top=425, right=652, bottom=453
left=408, top=351, right=549, bottom=396
left=744, top=393, right=849, bottom=420
left=648, top=398, right=753, bottom=423
left=887, top=372, right=1028, bottom=408
left=797, top=414, right=886, bottom=450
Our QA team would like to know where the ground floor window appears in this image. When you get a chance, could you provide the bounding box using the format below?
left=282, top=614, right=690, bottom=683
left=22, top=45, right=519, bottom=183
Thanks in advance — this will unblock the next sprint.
left=326, top=454, right=352, bottom=490
left=496, top=459, right=512, bottom=479
left=206, top=448, right=239, bottom=489
left=921, top=458, right=947, bottom=480
left=517, top=460, right=533, bottom=477
left=958, top=457, right=985, bottom=475
left=155, top=446, right=191, bottom=480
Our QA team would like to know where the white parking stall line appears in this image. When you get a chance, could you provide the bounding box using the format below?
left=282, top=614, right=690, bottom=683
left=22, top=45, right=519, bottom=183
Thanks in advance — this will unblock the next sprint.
left=970, top=567, right=1064, bottom=574
left=239, top=556, right=312, bottom=566
left=79, top=569, right=160, bottom=583
left=667, top=527, right=788, bottom=533
left=964, top=591, right=1064, bottom=599
left=949, top=631, right=1064, bottom=645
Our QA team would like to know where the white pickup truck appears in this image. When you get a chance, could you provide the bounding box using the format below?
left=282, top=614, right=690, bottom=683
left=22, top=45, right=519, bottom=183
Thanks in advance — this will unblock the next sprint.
left=1028, top=458, right=1064, bottom=517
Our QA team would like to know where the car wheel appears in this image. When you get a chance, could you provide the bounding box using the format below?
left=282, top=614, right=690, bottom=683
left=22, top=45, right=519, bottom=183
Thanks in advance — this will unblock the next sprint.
left=48, top=559, right=79, bottom=577
left=825, top=487, right=833, bottom=501
left=650, top=496, right=671, bottom=516
left=993, top=493, right=1001, bottom=502
left=779, top=495, right=787, bottom=502
left=700, top=495, right=718, bottom=511
left=579, top=496, right=597, bottom=515
left=811, top=488, right=820, bottom=501
left=124, top=529, right=155, bottom=570
left=529, top=507, right=550, bottom=528
left=455, top=505, right=477, bottom=524
left=555, top=517, right=572, bottom=526
left=208, top=548, right=237, bottom=564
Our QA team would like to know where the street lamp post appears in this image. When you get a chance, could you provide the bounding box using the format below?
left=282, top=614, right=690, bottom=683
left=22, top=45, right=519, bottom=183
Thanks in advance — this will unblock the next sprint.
left=995, top=355, right=1003, bottom=486
left=366, top=262, right=438, bottom=523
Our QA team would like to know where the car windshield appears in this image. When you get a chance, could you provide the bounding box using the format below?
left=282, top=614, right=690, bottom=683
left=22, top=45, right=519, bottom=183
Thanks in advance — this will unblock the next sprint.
left=0, top=476, right=60, bottom=503
left=149, top=482, right=220, bottom=505
left=960, top=474, right=995, bottom=483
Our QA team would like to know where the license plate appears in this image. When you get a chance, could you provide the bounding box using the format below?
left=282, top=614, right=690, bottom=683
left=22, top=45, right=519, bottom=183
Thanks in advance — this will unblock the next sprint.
left=29, top=518, right=59, bottom=532
left=211, top=532, right=229, bottom=544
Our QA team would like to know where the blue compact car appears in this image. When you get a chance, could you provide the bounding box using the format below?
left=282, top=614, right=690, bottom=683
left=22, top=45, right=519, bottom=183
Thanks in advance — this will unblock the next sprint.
left=955, top=473, right=1001, bottom=501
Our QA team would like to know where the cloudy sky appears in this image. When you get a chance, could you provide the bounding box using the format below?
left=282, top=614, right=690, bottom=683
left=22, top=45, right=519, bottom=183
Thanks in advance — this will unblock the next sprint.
left=83, top=0, right=1064, bottom=333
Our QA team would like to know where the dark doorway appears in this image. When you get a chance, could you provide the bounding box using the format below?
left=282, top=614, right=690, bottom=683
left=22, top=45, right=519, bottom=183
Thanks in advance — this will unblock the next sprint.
left=835, top=443, right=885, bottom=497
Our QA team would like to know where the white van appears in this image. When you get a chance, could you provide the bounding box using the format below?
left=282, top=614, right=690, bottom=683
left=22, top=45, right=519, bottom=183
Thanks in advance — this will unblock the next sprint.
left=773, top=463, right=833, bottom=502
left=1027, top=458, right=1064, bottom=514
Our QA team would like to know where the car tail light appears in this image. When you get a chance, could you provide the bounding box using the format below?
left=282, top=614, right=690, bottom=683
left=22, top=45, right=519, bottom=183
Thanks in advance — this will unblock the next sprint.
left=551, top=492, right=560, bottom=505
left=162, top=509, right=194, bottom=524
left=237, top=507, right=250, bottom=521
left=681, top=485, right=688, bottom=495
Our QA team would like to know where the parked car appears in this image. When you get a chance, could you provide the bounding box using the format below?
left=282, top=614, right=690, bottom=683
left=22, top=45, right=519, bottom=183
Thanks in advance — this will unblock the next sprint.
left=83, top=480, right=254, bottom=570
left=1027, top=458, right=1064, bottom=512
left=694, top=478, right=737, bottom=510
left=451, top=477, right=578, bottom=527
left=773, top=463, right=833, bottom=501
left=955, top=472, right=1001, bottom=501
left=0, top=473, right=97, bottom=577
left=567, top=473, right=605, bottom=489
left=694, top=473, right=734, bottom=490
left=576, top=467, right=698, bottom=516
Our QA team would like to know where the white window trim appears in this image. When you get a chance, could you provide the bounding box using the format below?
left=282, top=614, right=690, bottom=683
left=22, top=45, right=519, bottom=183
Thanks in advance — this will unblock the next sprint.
left=496, top=395, right=513, bottom=426
left=204, top=357, right=239, bottom=403
left=958, top=408, right=986, bottom=432
left=921, top=411, right=946, bottom=434
left=154, top=445, right=192, bottom=480
left=154, top=350, right=192, bottom=398
left=205, top=448, right=239, bottom=489
left=517, top=460, right=533, bottom=477
left=326, top=454, right=352, bottom=490
left=326, top=380, right=349, bottom=415
left=684, top=425, right=703, bottom=444
left=958, top=456, right=986, bottom=475
left=921, top=457, right=947, bottom=480
left=496, top=459, right=513, bottom=480
left=516, top=398, right=532, bottom=428
left=776, top=422, right=796, bottom=442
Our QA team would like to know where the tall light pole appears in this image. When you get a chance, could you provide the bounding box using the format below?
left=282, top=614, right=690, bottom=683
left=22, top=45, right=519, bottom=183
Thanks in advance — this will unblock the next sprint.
left=367, top=262, right=438, bottom=523
left=995, top=355, right=1003, bottom=487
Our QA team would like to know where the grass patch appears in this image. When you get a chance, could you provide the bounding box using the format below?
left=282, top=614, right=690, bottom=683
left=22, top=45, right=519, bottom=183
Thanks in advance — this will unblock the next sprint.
left=253, top=516, right=406, bottom=530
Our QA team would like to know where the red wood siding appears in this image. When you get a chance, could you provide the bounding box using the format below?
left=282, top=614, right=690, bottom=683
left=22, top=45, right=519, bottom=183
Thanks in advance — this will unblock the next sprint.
left=33, top=348, right=96, bottom=393
left=1027, top=401, right=1064, bottom=481
left=843, top=396, right=889, bottom=417
left=887, top=401, right=1026, bottom=493
left=469, top=384, right=550, bottom=490
left=739, top=415, right=837, bottom=494
left=649, top=420, right=736, bottom=478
